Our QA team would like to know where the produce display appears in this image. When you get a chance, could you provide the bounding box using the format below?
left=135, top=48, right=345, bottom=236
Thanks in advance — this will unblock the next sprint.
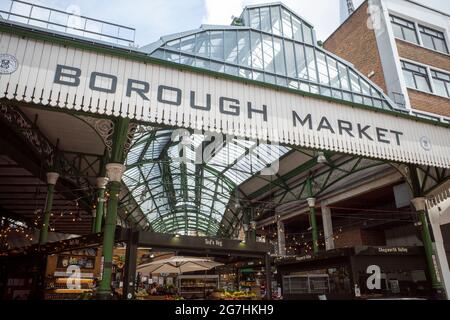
left=164, top=295, right=184, bottom=300
left=211, top=290, right=257, bottom=300
left=135, top=289, right=149, bottom=298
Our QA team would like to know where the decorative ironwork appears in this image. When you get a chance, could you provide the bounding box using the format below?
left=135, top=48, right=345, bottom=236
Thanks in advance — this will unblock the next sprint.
left=416, top=166, right=450, bottom=195
left=0, top=101, right=97, bottom=218
left=124, top=122, right=139, bottom=155
left=391, top=163, right=450, bottom=196
left=391, top=163, right=412, bottom=187
left=0, top=102, right=54, bottom=167
left=230, top=151, right=390, bottom=235
left=56, top=155, right=92, bottom=193
left=60, top=151, right=103, bottom=178
left=427, top=187, right=450, bottom=209
left=77, top=116, right=115, bottom=153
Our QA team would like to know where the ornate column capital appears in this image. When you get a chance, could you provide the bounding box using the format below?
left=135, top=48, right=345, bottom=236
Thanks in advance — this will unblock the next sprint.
left=46, top=172, right=60, bottom=185
left=306, top=197, right=316, bottom=208
left=96, top=177, right=109, bottom=189
left=411, top=197, right=427, bottom=211
left=105, top=163, right=126, bottom=182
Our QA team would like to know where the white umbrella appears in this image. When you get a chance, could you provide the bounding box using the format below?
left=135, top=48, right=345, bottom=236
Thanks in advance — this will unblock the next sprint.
left=137, top=256, right=223, bottom=274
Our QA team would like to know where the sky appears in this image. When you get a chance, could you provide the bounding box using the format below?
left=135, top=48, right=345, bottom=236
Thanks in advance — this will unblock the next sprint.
left=2, top=0, right=449, bottom=47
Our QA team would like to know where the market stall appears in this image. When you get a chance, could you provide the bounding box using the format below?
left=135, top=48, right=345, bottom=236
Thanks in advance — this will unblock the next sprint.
left=118, top=229, right=272, bottom=300
left=43, top=248, right=102, bottom=300
left=276, top=246, right=432, bottom=300
left=136, top=256, right=223, bottom=299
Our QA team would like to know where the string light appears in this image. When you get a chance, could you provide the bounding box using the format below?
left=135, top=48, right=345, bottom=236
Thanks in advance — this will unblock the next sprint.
left=0, top=218, right=35, bottom=251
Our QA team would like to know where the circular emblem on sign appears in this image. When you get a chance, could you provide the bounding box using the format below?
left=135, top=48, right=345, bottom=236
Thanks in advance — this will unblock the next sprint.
left=419, top=136, right=432, bottom=151
left=0, top=54, right=18, bottom=74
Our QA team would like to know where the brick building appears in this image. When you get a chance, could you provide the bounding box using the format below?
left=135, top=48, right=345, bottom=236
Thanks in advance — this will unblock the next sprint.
left=318, top=0, right=450, bottom=299
left=325, top=0, right=450, bottom=121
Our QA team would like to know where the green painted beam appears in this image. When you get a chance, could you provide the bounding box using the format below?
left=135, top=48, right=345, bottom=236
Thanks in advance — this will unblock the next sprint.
left=248, top=157, right=318, bottom=199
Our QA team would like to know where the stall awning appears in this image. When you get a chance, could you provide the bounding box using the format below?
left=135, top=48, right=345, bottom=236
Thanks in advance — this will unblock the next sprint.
left=0, top=27, right=449, bottom=168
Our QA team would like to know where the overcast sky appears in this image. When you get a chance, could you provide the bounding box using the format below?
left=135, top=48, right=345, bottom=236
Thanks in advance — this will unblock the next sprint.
left=4, top=0, right=449, bottom=47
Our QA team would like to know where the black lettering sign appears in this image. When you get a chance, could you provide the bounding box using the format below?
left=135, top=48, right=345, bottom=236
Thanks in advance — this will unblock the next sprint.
left=126, top=79, right=150, bottom=100
left=391, top=130, right=403, bottom=146
left=338, top=120, right=354, bottom=137
left=219, top=97, right=240, bottom=116
left=89, top=72, right=117, bottom=93
left=357, top=124, right=373, bottom=141
left=247, top=102, right=267, bottom=122
left=293, top=112, right=312, bottom=130
left=317, top=116, right=335, bottom=133
left=51, top=65, right=408, bottom=150
left=190, top=91, right=211, bottom=111
left=158, top=85, right=182, bottom=106
left=54, top=64, right=81, bottom=87
left=376, top=127, right=390, bottom=144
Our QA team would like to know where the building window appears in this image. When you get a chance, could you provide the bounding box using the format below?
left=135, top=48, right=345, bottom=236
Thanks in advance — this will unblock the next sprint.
left=431, top=70, right=450, bottom=98
left=401, top=61, right=431, bottom=92
left=390, top=15, right=419, bottom=44
left=419, top=25, right=449, bottom=54
left=390, top=14, right=449, bottom=54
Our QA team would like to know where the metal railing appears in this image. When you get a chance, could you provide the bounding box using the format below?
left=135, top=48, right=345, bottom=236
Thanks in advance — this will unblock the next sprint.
left=0, top=0, right=135, bottom=47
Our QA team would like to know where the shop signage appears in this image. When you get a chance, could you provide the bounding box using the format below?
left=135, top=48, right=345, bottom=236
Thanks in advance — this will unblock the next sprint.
left=1, top=32, right=449, bottom=168
left=54, top=271, right=93, bottom=278
left=204, top=238, right=223, bottom=247
left=53, top=64, right=406, bottom=147
left=377, top=247, right=408, bottom=254
left=57, top=254, right=95, bottom=269
left=295, top=254, right=313, bottom=261
left=67, top=239, right=82, bottom=247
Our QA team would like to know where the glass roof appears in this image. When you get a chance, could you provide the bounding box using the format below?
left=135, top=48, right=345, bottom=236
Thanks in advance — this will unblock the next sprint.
left=123, top=127, right=289, bottom=236
left=143, top=2, right=396, bottom=110
left=124, top=3, right=398, bottom=237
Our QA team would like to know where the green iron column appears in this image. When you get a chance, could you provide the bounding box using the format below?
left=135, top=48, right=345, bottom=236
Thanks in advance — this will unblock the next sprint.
left=409, top=165, right=443, bottom=295
left=39, top=172, right=59, bottom=245
left=93, top=177, right=109, bottom=233
left=306, top=177, right=319, bottom=254
left=97, top=118, right=130, bottom=299
left=411, top=197, right=443, bottom=291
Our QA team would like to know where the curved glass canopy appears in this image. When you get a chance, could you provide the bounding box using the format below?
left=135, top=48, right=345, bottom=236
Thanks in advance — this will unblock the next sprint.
left=124, top=3, right=398, bottom=237
left=123, top=128, right=289, bottom=236
left=143, top=3, right=396, bottom=110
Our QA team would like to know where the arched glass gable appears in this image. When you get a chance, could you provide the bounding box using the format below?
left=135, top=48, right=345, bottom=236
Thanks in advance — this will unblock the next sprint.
left=144, top=3, right=395, bottom=110
left=126, top=3, right=397, bottom=237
